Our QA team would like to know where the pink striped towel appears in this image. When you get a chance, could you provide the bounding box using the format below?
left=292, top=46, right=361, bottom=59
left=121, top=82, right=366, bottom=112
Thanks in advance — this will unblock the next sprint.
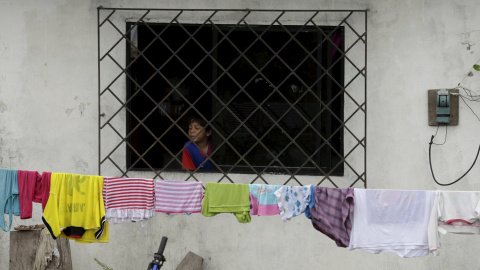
left=103, top=177, right=155, bottom=223
left=155, top=180, right=203, bottom=213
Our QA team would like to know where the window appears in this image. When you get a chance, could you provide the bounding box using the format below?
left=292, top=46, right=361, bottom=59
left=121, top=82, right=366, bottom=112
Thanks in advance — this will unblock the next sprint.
left=98, top=8, right=367, bottom=187
left=126, top=22, right=344, bottom=175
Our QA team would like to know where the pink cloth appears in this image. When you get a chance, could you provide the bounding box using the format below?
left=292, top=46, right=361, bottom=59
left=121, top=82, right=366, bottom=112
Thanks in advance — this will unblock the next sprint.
left=17, top=170, right=42, bottom=219
left=41, top=172, right=52, bottom=212
left=103, top=177, right=155, bottom=210
left=249, top=184, right=281, bottom=216
left=103, top=177, right=155, bottom=223
left=155, top=180, right=203, bottom=213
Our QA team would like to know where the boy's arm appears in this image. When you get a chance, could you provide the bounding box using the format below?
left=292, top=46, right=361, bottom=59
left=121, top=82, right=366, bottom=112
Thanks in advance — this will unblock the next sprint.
left=182, top=148, right=196, bottom=170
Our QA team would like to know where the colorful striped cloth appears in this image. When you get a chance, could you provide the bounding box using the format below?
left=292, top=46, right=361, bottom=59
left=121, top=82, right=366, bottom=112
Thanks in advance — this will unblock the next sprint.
left=308, top=187, right=354, bottom=247
left=155, top=180, right=203, bottom=214
left=102, top=177, right=155, bottom=223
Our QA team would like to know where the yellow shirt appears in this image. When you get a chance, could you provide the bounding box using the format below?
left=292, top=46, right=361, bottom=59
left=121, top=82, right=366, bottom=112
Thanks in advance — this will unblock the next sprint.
left=42, top=173, right=107, bottom=242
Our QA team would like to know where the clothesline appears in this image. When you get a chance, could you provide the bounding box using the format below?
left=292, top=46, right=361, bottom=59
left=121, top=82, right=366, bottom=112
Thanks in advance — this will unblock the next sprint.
left=1, top=168, right=478, bottom=258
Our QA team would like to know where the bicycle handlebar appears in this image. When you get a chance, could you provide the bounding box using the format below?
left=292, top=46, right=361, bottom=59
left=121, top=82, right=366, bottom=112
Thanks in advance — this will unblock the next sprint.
left=157, top=236, right=168, bottom=257
left=147, top=236, right=168, bottom=270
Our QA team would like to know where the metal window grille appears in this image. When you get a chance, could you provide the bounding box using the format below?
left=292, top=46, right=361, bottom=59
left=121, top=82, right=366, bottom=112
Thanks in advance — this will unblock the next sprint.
left=98, top=7, right=367, bottom=188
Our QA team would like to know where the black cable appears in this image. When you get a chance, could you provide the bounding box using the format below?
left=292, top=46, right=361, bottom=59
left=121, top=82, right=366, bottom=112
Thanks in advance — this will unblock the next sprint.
left=431, top=125, right=447, bottom=146
left=429, top=135, right=480, bottom=186
left=428, top=87, right=480, bottom=186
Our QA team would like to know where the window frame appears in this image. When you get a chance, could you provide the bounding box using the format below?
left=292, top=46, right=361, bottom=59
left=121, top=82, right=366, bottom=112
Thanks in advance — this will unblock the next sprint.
left=97, top=8, right=367, bottom=188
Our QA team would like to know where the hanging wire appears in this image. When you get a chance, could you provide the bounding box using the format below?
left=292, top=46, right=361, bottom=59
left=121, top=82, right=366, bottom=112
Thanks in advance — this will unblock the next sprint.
left=459, top=95, right=480, bottom=122
left=428, top=90, right=480, bottom=186
left=431, top=125, right=447, bottom=146
left=429, top=134, right=480, bottom=186
left=428, top=60, right=480, bottom=186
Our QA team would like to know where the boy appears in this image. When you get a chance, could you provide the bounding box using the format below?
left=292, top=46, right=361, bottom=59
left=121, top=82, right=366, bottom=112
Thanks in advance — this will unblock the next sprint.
left=182, top=117, right=212, bottom=170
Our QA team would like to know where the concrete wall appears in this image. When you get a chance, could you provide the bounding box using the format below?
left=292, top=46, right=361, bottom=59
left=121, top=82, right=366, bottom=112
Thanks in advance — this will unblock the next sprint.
left=1, top=0, right=480, bottom=269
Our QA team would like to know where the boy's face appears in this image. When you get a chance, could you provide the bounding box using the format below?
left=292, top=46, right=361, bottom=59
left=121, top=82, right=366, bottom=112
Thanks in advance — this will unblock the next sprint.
left=188, top=121, right=211, bottom=144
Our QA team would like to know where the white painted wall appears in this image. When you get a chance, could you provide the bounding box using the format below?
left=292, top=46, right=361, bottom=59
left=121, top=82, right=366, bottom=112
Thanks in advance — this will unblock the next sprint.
left=1, top=0, right=480, bottom=269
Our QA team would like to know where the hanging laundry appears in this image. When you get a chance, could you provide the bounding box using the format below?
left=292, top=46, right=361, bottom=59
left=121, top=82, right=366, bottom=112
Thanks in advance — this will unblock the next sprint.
left=304, top=186, right=315, bottom=219
left=41, top=172, right=52, bottom=212
left=0, top=169, right=20, bottom=232
left=348, top=189, right=435, bottom=258
left=42, top=173, right=107, bottom=243
left=427, top=190, right=442, bottom=255
left=274, top=185, right=312, bottom=222
left=308, top=187, right=354, bottom=247
left=201, top=182, right=251, bottom=223
left=427, top=190, right=480, bottom=254
left=59, top=221, right=109, bottom=243
left=155, top=180, right=203, bottom=214
left=17, top=170, right=42, bottom=219
left=249, top=184, right=281, bottom=216
left=103, top=177, right=155, bottom=223
left=437, top=191, right=480, bottom=233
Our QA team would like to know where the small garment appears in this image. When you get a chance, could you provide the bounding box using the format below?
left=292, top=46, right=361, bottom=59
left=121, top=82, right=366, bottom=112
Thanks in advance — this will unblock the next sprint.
left=304, top=187, right=315, bottom=219
left=275, top=185, right=312, bottom=222
left=41, top=172, right=52, bottom=212
left=437, top=191, right=480, bottom=233
left=43, top=173, right=107, bottom=242
left=308, top=187, right=354, bottom=247
left=103, top=177, right=155, bottom=223
left=0, top=169, right=20, bottom=232
left=249, top=184, right=281, bottom=216
left=428, top=191, right=480, bottom=255
left=202, top=182, right=251, bottom=223
left=348, top=189, right=436, bottom=258
left=155, top=180, right=203, bottom=214
left=17, top=170, right=42, bottom=219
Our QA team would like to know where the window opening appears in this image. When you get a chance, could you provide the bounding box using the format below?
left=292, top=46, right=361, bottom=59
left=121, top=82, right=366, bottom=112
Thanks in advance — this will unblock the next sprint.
left=126, top=23, right=344, bottom=175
